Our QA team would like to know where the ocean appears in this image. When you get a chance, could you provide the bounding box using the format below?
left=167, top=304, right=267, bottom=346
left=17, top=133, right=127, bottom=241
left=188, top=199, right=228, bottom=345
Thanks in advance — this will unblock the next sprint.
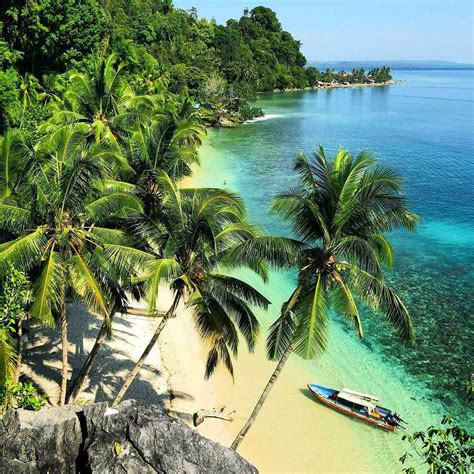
left=191, top=70, right=474, bottom=471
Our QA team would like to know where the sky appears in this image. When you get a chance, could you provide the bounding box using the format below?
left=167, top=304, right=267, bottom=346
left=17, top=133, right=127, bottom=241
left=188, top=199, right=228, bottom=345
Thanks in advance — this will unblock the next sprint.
left=173, top=0, right=474, bottom=63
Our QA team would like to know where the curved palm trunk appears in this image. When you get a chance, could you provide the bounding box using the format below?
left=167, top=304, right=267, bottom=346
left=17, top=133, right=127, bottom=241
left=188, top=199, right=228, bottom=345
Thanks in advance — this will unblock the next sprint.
left=230, top=343, right=293, bottom=451
left=113, top=292, right=181, bottom=406
left=59, top=295, right=68, bottom=406
left=66, top=316, right=111, bottom=403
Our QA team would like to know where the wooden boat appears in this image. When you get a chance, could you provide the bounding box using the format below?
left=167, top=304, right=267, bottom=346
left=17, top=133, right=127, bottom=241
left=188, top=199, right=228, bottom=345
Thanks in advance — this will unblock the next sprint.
left=307, top=384, right=400, bottom=431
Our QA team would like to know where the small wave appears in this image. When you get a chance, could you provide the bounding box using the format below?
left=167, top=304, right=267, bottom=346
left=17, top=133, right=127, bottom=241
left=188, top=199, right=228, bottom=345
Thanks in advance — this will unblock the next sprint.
left=245, top=114, right=284, bottom=123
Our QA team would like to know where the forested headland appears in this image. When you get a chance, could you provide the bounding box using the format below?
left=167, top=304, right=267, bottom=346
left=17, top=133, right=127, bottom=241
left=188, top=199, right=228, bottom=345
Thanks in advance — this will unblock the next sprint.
left=0, top=1, right=392, bottom=129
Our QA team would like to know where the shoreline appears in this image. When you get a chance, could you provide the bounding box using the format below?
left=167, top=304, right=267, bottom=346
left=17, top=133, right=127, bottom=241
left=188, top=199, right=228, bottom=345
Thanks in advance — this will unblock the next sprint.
left=212, top=80, right=399, bottom=128
left=269, top=79, right=397, bottom=93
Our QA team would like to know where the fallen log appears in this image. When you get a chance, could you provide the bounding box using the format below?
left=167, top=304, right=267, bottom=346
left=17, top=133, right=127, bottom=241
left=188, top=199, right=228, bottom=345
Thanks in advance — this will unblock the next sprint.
left=193, top=407, right=236, bottom=427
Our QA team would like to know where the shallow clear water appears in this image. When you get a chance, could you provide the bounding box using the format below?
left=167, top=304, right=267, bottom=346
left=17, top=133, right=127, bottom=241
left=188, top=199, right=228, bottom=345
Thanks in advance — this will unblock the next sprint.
left=192, top=70, right=474, bottom=468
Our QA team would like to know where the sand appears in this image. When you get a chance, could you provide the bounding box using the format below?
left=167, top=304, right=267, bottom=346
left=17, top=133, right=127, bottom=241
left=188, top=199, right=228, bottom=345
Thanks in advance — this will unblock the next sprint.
left=159, top=293, right=380, bottom=473
left=22, top=299, right=169, bottom=407
left=21, top=285, right=375, bottom=473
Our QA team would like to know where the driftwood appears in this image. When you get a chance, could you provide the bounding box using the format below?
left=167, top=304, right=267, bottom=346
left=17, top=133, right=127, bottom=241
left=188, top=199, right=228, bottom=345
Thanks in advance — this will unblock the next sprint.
left=193, top=407, right=236, bottom=427
left=124, top=307, right=177, bottom=318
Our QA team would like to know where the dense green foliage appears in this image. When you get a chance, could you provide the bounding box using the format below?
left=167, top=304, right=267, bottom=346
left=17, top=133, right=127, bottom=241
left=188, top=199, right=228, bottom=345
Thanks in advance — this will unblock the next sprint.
left=0, top=52, right=277, bottom=404
left=0, top=1, right=393, bottom=130
left=0, top=379, right=47, bottom=412
left=400, top=416, right=473, bottom=473
left=0, top=1, right=314, bottom=127
left=0, top=266, right=29, bottom=385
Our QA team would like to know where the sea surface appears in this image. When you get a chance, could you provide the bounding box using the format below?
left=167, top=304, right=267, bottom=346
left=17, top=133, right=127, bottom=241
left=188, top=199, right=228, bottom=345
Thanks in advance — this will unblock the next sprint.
left=191, top=70, right=474, bottom=471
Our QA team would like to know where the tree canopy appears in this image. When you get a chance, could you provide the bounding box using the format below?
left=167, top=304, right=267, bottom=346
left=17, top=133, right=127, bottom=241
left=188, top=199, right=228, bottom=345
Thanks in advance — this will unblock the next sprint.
left=0, top=1, right=315, bottom=128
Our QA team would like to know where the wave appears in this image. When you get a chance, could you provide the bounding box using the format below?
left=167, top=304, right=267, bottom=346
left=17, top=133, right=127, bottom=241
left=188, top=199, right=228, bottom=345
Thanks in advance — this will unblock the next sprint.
left=245, top=114, right=284, bottom=123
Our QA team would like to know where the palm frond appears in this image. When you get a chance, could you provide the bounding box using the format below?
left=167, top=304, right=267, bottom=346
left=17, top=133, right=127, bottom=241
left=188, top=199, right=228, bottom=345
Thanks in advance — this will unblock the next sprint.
left=292, top=274, right=329, bottom=359
left=207, top=274, right=270, bottom=309
left=0, top=327, right=16, bottom=385
left=330, top=282, right=363, bottom=337
left=266, top=287, right=301, bottom=360
left=139, top=258, right=182, bottom=314
left=348, top=268, right=415, bottom=343
left=70, top=251, right=110, bottom=319
left=0, top=228, right=47, bottom=275
left=221, top=236, right=304, bottom=279
left=0, top=204, right=31, bottom=233
left=85, top=193, right=144, bottom=223
left=30, top=248, right=63, bottom=327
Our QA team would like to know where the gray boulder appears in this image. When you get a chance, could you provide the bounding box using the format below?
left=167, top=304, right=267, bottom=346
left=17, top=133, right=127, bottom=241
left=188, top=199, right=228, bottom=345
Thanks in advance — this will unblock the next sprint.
left=0, top=401, right=257, bottom=474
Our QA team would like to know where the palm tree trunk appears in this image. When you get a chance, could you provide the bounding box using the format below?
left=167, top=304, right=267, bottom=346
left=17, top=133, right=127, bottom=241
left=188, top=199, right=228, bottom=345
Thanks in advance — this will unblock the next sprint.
left=66, top=316, right=111, bottom=403
left=13, top=317, right=22, bottom=384
left=113, top=292, right=181, bottom=406
left=59, top=295, right=68, bottom=405
left=230, top=343, right=293, bottom=451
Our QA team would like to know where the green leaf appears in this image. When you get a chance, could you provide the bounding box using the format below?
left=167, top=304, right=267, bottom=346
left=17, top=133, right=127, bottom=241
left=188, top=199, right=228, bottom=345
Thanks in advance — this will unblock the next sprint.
left=293, top=275, right=329, bottom=360
left=30, top=247, right=62, bottom=327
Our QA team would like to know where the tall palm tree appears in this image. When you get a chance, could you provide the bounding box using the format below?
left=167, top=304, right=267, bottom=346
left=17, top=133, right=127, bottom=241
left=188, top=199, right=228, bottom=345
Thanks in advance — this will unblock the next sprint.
left=0, top=125, right=143, bottom=404
left=110, top=172, right=271, bottom=405
left=230, top=147, right=420, bottom=450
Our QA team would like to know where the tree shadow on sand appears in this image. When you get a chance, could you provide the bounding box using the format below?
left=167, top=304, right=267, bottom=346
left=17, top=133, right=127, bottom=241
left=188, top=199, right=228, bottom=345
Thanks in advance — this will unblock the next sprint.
left=22, top=301, right=193, bottom=408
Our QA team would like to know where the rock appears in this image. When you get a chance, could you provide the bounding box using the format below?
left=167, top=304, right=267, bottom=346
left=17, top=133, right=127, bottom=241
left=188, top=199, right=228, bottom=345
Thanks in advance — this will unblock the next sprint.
left=0, top=404, right=84, bottom=473
left=218, top=117, right=239, bottom=128
left=0, top=401, right=257, bottom=474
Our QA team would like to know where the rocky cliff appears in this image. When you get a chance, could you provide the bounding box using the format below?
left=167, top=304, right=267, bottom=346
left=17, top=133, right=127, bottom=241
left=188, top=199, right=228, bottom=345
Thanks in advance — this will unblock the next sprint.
left=0, top=401, right=257, bottom=473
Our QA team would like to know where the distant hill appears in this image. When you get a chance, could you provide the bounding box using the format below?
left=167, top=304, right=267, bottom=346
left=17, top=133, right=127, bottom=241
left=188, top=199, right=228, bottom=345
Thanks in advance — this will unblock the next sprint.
left=308, top=60, right=474, bottom=71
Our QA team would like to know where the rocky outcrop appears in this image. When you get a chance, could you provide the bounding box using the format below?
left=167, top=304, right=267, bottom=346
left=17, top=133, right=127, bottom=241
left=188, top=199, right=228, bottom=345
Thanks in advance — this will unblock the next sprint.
left=0, top=401, right=257, bottom=473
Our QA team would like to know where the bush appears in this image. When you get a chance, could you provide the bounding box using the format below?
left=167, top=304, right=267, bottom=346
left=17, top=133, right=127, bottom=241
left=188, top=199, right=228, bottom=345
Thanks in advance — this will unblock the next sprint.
left=0, top=380, right=48, bottom=413
left=400, top=416, right=473, bottom=473
left=239, top=105, right=264, bottom=121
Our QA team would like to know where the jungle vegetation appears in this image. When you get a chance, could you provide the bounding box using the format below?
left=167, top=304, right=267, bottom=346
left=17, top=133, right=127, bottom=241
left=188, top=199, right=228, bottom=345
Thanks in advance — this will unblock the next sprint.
left=0, top=1, right=392, bottom=131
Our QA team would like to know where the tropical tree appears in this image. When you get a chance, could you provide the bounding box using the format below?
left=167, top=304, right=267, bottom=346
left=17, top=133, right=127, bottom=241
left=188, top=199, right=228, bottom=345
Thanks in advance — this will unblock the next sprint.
left=43, top=54, right=153, bottom=148
left=67, top=97, right=205, bottom=402
left=0, top=124, right=142, bottom=404
left=230, top=147, right=420, bottom=450
left=126, top=96, right=205, bottom=188
left=110, top=172, right=271, bottom=405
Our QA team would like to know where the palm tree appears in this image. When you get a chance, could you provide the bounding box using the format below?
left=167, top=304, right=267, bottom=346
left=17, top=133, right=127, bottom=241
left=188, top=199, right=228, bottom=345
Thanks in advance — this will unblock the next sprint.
left=42, top=54, right=153, bottom=149
left=67, top=98, right=205, bottom=402
left=127, top=97, right=205, bottom=184
left=0, top=125, right=143, bottom=404
left=110, top=172, right=271, bottom=405
left=230, top=147, right=420, bottom=450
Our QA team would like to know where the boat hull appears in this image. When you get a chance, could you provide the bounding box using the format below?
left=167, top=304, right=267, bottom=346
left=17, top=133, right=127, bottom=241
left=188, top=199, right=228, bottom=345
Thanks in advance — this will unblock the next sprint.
left=307, top=384, right=395, bottom=431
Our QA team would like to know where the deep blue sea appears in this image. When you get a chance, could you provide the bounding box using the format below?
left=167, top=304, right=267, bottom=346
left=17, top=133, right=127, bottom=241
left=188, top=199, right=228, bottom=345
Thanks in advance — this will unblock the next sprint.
left=193, top=70, right=474, bottom=457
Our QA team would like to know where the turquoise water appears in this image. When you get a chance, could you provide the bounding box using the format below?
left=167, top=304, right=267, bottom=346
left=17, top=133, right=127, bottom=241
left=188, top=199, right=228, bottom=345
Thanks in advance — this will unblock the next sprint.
left=192, top=70, right=474, bottom=449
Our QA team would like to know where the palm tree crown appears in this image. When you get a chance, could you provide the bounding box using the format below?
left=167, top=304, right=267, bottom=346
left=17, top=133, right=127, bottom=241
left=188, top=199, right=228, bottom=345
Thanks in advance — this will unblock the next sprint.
left=268, top=147, right=419, bottom=360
